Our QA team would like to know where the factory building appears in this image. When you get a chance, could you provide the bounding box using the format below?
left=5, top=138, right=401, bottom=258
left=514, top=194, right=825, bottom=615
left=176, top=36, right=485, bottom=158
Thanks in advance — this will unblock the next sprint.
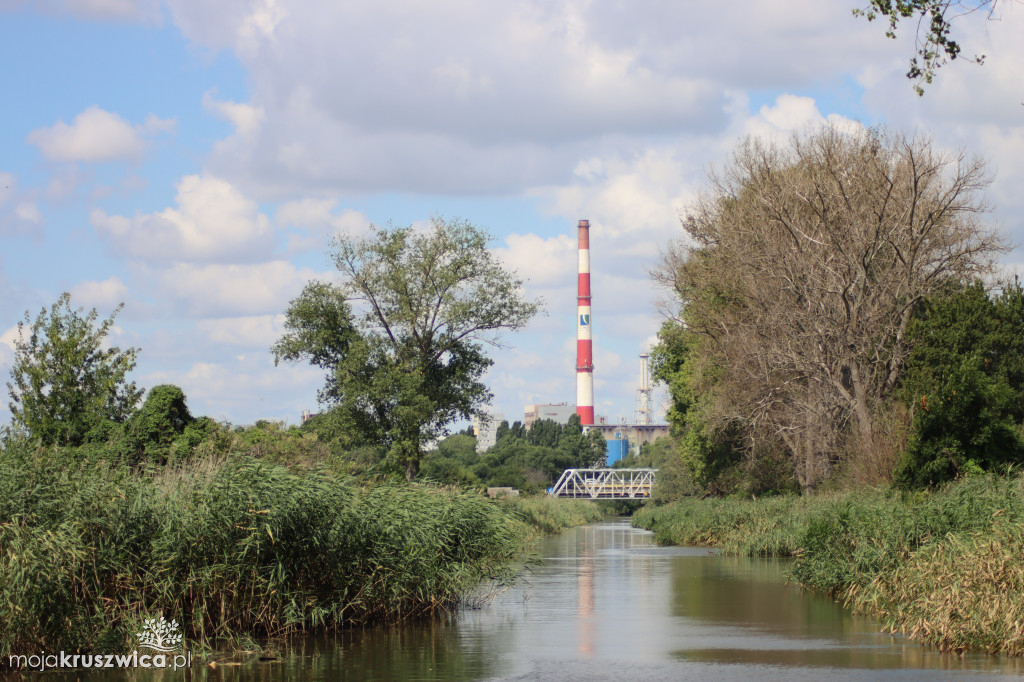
left=523, top=403, right=577, bottom=429
left=585, top=423, right=670, bottom=465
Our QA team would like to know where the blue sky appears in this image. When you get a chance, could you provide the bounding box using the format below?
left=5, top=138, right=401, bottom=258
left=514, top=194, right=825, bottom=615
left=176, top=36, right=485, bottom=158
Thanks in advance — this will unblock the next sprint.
left=2, top=1, right=1023, bottom=429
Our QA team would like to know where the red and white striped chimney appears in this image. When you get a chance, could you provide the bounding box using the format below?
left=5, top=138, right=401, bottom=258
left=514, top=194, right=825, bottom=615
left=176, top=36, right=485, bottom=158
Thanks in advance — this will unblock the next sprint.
left=576, top=219, right=595, bottom=425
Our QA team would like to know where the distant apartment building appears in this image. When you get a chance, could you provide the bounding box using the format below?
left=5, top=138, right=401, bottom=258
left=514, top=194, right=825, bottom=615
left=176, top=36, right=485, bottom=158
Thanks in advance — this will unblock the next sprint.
left=523, top=403, right=577, bottom=429
left=473, top=412, right=504, bottom=453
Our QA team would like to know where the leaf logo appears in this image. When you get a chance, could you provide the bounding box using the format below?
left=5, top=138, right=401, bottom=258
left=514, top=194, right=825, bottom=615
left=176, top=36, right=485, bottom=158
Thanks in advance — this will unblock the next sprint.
left=136, top=615, right=183, bottom=652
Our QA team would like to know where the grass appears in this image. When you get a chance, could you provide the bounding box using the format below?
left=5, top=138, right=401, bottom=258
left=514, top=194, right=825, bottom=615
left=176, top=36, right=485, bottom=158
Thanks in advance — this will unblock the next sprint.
left=632, top=474, right=1024, bottom=655
left=0, top=443, right=605, bottom=663
left=495, top=495, right=604, bottom=535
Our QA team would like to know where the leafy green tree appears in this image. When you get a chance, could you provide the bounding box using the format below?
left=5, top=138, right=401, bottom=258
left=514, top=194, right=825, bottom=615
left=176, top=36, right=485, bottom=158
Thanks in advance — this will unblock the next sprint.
left=651, top=320, right=742, bottom=493
left=895, top=280, right=1024, bottom=488
left=559, top=414, right=608, bottom=468
left=853, top=0, right=992, bottom=95
left=6, top=293, right=141, bottom=446
left=527, top=418, right=561, bottom=448
left=269, top=281, right=357, bottom=405
left=274, top=217, right=541, bottom=480
left=123, top=384, right=195, bottom=464
left=494, top=420, right=511, bottom=444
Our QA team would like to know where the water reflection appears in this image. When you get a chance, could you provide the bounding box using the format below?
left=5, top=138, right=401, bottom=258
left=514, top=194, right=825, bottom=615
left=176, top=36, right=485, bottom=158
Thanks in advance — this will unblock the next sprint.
left=14, top=519, right=1024, bottom=681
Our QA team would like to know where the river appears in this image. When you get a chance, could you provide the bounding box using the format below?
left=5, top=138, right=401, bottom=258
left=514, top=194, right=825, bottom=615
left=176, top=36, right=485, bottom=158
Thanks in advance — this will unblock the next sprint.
left=20, top=518, right=1024, bottom=680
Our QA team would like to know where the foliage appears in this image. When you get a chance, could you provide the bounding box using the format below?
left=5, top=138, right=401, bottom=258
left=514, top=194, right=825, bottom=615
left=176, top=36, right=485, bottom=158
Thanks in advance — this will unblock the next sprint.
left=613, top=437, right=698, bottom=502
left=633, top=472, right=1024, bottom=654
left=495, top=495, right=604, bottom=535
left=654, top=126, right=1004, bottom=490
left=852, top=0, right=993, bottom=95
left=421, top=434, right=481, bottom=487
left=6, top=293, right=142, bottom=446
left=853, top=519, right=1024, bottom=655
left=895, top=279, right=1024, bottom=488
left=271, top=281, right=358, bottom=406
left=274, top=218, right=541, bottom=480
left=420, top=416, right=611, bottom=493
left=0, top=443, right=542, bottom=660
left=122, top=384, right=196, bottom=464
left=650, top=320, right=794, bottom=497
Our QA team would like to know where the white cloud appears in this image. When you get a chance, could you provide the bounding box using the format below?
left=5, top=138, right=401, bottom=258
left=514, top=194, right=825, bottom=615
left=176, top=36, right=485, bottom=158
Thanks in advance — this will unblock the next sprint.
left=160, top=1, right=895, bottom=198
left=196, top=314, right=286, bottom=348
left=157, top=260, right=319, bottom=317
left=2, top=0, right=162, bottom=22
left=493, top=233, right=575, bottom=288
left=743, top=94, right=863, bottom=143
left=0, top=172, right=14, bottom=205
left=274, top=199, right=369, bottom=253
left=0, top=324, right=19, bottom=352
left=14, top=202, right=41, bottom=224
left=70, top=276, right=130, bottom=310
left=141, top=354, right=323, bottom=424
left=203, top=90, right=265, bottom=137
left=92, top=174, right=275, bottom=263
left=26, top=106, right=173, bottom=163
left=274, top=199, right=365, bottom=233
left=0, top=171, right=43, bottom=237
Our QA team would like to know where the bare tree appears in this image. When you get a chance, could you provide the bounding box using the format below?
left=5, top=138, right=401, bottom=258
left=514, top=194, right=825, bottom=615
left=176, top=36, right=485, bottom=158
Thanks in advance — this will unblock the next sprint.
left=656, top=126, right=1006, bottom=489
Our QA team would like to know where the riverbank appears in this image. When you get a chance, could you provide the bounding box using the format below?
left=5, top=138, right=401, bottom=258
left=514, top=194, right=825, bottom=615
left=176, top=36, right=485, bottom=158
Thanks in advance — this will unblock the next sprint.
left=632, top=474, right=1024, bottom=655
left=0, top=444, right=600, bottom=664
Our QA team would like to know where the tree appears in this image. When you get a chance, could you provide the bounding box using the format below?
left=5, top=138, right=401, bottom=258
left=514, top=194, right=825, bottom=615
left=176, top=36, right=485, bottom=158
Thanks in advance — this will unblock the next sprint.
left=6, top=293, right=142, bottom=446
left=123, top=384, right=196, bottom=464
left=895, top=280, right=1024, bottom=487
left=655, top=126, right=1006, bottom=489
left=269, top=281, right=357, bottom=405
left=274, top=217, right=542, bottom=480
left=853, top=0, right=995, bottom=95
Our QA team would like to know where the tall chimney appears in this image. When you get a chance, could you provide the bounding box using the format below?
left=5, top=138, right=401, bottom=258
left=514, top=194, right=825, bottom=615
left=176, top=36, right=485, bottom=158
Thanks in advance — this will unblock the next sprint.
left=576, top=219, right=595, bottom=425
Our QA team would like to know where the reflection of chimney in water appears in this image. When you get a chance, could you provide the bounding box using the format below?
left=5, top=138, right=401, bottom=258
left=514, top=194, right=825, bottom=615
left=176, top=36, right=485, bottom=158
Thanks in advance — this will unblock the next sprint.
left=576, top=219, right=594, bottom=426
left=578, top=547, right=594, bottom=655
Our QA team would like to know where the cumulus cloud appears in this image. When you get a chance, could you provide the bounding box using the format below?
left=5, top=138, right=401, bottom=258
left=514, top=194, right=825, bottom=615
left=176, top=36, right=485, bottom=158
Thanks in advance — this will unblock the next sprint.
left=0, top=171, right=43, bottom=237
left=1, top=0, right=162, bottom=22
left=493, top=233, right=576, bottom=289
left=70, top=276, right=130, bottom=310
left=141, top=353, right=323, bottom=424
left=196, top=314, right=286, bottom=348
left=162, top=0, right=893, bottom=198
left=156, top=260, right=318, bottom=317
left=203, top=90, right=265, bottom=137
left=92, top=174, right=275, bottom=263
left=743, top=94, right=862, bottom=143
left=274, top=199, right=369, bottom=253
left=26, top=107, right=174, bottom=163
left=851, top=11, right=1024, bottom=252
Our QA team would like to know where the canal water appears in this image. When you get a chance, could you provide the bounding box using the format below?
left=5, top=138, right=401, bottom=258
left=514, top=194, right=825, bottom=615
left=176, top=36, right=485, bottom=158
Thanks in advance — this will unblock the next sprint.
left=22, top=518, right=1024, bottom=680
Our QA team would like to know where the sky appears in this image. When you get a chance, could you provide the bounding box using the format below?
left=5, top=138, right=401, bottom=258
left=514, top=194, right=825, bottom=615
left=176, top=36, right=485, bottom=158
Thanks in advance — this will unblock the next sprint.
left=1, top=1, right=1023, bottom=430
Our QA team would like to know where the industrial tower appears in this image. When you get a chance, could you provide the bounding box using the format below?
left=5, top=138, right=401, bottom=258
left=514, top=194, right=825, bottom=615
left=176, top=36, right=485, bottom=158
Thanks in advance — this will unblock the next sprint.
left=576, top=219, right=595, bottom=425
left=635, top=352, right=653, bottom=425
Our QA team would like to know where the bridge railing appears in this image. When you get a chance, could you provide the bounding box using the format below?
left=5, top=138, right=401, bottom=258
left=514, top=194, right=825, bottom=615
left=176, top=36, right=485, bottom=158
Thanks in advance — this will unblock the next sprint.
left=547, top=468, right=657, bottom=499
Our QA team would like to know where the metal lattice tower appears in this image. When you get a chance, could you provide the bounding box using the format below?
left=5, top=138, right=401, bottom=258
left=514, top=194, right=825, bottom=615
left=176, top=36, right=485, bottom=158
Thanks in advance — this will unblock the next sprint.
left=634, top=352, right=653, bottom=425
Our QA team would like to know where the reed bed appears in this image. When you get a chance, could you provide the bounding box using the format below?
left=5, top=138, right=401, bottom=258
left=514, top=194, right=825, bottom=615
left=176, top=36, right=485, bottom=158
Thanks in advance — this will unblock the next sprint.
left=632, top=474, right=1024, bottom=655
left=0, top=445, right=533, bottom=660
left=849, top=519, right=1024, bottom=654
left=632, top=493, right=814, bottom=555
left=495, top=495, right=604, bottom=535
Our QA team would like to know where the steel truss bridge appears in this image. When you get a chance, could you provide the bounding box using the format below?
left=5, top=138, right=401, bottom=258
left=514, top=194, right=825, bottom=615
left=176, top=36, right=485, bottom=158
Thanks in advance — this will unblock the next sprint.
left=548, top=468, right=657, bottom=499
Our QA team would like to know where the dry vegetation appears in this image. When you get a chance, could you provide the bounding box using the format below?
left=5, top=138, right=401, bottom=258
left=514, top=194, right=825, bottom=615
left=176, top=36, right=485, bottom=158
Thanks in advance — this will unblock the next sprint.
left=633, top=473, right=1024, bottom=654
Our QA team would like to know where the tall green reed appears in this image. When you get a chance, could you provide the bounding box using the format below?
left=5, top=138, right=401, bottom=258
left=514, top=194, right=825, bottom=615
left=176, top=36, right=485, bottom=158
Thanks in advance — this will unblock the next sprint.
left=0, top=444, right=531, bottom=660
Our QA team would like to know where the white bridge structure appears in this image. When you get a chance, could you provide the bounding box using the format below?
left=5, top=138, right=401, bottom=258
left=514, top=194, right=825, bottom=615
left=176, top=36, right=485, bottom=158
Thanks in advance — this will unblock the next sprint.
left=548, top=468, right=657, bottom=499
